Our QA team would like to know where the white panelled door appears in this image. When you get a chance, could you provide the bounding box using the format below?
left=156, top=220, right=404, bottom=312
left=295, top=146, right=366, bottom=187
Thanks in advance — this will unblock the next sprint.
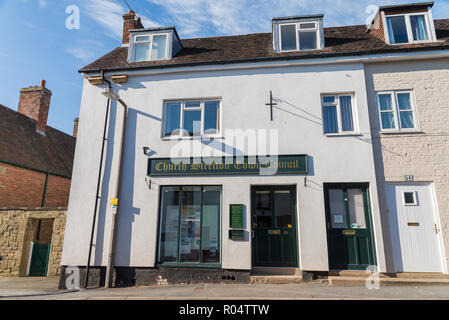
left=386, top=183, right=445, bottom=273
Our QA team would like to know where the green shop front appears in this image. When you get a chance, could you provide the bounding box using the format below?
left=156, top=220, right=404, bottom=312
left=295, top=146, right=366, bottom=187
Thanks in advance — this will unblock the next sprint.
left=148, top=154, right=377, bottom=277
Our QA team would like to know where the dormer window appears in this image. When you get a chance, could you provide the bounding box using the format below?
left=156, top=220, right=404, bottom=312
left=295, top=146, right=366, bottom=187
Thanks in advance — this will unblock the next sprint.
left=368, top=3, right=437, bottom=45
left=386, top=13, right=432, bottom=44
left=133, top=34, right=168, bottom=62
left=273, top=14, right=324, bottom=53
left=128, top=27, right=183, bottom=63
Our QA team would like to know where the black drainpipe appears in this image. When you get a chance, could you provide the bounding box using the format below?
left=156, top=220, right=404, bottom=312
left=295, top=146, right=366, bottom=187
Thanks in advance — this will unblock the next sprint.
left=84, top=70, right=111, bottom=288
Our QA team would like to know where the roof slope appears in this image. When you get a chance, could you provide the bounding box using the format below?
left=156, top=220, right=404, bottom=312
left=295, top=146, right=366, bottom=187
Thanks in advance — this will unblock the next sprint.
left=0, top=105, right=76, bottom=177
left=80, top=19, right=449, bottom=73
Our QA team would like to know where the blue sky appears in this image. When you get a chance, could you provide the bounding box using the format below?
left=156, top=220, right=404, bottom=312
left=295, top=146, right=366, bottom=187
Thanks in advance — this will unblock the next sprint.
left=0, top=0, right=448, bottom=135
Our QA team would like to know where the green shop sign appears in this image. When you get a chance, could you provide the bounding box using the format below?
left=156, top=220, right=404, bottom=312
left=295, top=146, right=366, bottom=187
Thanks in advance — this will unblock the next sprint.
left=147, top=155, right=308, bottom=177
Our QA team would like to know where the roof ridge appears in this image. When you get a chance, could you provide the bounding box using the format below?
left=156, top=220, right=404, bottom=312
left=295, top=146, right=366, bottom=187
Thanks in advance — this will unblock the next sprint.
left=181, top=24, right=367, bottom=41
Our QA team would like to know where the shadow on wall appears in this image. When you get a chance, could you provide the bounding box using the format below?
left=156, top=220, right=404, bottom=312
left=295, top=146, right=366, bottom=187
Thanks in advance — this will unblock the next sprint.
left=114, top=106, right=162, bottom=266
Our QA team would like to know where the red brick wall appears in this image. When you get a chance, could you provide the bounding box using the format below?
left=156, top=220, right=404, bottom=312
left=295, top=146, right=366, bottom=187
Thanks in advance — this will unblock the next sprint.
left=44, top=175, right=71, bottom=207
left=32, top=218, right=54, bottom=244
left=0, top=163, right=71, bottom=208
left=368, top=14, right=386, bottom=42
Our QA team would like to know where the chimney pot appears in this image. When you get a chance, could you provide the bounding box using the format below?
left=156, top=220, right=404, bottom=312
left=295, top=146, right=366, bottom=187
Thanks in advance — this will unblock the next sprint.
left=73, top=118, right=79, bottom=138
left=40, top=80, right=46, bottom=88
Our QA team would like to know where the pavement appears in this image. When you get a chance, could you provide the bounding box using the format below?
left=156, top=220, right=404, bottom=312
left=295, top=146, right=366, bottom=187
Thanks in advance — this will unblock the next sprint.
left=1, top=277, right=449, bottom=300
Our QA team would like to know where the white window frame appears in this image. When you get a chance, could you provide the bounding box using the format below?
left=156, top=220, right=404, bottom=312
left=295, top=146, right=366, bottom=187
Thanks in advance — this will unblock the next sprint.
left=162, top=99, right=222, bottom=139
left=321, top=93, right=358, bottom=136
left=279, top=21, right=320, bottom=52
left=385, top=12, right=434, bottom=45
left=376, top=90, right=419, bottom=132
left=403, top=191, right=418, bottom=206
left=131, top=33, right=170, bottom=62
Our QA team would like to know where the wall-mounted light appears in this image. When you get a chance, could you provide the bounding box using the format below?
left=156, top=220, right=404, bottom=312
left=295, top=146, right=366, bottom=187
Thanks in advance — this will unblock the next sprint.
left=143, top=146, right=151, bottom=155
left=145, top=176, right=151, bottom=190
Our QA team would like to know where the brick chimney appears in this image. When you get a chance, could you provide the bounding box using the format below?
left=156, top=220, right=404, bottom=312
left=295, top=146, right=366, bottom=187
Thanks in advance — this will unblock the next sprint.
left=73, top=118, right=79, bottom=138
left=122, top=10, right=144, bottom=45
left=18, top=80, right=52, bottom=134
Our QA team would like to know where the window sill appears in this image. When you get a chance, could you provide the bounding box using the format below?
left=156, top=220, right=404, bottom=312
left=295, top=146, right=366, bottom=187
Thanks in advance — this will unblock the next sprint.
left=162, top=135, right=224, bottom=141
left=388, top=40, right=440, bottom=46
left=324, top=133, right=362, bottom=137
left=380, top=130, right=423, bottom=135
left=156, top=262, right=222, bottom=269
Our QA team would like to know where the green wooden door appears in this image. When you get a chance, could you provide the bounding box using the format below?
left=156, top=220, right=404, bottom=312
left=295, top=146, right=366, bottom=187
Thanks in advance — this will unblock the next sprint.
left=325, top=184, right=377, bottom=270
left=251, top=186, right=298, bottom=267
left=29, top=243, right=50, bottom=276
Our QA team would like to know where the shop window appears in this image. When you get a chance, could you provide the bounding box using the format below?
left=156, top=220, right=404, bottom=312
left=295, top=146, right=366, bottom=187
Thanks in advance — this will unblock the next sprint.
left=158, top=186, right=221, bottom=265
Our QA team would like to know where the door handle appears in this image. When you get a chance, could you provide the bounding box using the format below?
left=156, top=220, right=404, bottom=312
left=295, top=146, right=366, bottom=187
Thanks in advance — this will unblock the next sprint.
left=251, top=230, right=255, bottom=238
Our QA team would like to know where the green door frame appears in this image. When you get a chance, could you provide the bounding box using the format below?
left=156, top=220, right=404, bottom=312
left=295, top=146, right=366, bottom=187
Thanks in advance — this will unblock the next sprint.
left=324, top=183, right=377, bottom=270
left=251, top=185, right=298, bottom=268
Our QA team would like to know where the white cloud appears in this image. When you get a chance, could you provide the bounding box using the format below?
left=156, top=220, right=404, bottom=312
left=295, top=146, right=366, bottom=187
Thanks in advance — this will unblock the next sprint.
left=80, top=0, right=161, bottom=40
left=145, top=0, right=417, bottom=37
left=66, top=47, right=97, bottom=62
left=38, top=0, right=47, bottom=9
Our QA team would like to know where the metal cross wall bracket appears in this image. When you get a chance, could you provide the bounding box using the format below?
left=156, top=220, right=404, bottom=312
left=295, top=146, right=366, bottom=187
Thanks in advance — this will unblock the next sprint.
left=265, top=90, right=278, bottom=121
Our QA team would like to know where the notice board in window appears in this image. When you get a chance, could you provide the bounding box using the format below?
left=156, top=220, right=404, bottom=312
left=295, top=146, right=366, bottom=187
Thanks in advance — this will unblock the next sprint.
left=230, top=204, right=244, bottom=229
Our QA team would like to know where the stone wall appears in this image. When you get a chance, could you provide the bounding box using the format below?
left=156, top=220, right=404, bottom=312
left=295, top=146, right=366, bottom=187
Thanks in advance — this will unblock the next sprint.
left=365, top=58, right=449, bottom=272
left=0, top=208, right=66, bottom=277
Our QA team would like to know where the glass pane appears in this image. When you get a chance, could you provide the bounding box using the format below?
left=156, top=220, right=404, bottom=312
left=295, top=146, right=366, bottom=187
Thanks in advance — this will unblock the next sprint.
left=323, top=105, right=338, bottom=134
left=135, top=36, right=150, bottom=42
left=255, top=191, right=272, bottom=228
left=410, top=15, right=429, bottom=41
left=339, top=96, right=354, bottom=132
left=152, top=35, right=167, bottom=60
left=183, top=110, right=202, bottom=136
left=204, top=101, right=219, bottom=134
left=381, top=112, right=396, bottom=129
left=179, top=187, right=202, bottom=262
left=379, top=94, right=393, bottom=111
left=185, top=101, right=201, bottom=109
left=201, top=187, right=221, bottom=263
left=404, top=192, right=417, bottom=205
left=329, top=189, right=346, bottom=229
left=299, top=31, right=317, bottom=50
left=400, top=111, right=415, bottom=129
left=274, top=190, right=292, bottom=228
left=387, top=16, right=409, bottom=44
left=323, top=96, right=335, bottom=104
left=299, top=22, right=316, bottom=29
left=134, top=43, right=150, bottom=62
left=164, top=102, right=181, bottom=136
left=158, top=187, right=180, bottom=262
left=397, top=93, right=411, bottom=110
left=281, top=24, right=297, bottom=50
left=347, top=189, right=366, bottom=229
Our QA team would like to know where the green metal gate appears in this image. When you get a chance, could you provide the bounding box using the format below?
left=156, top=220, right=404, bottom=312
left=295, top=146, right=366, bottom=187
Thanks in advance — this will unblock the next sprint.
left=29, top=243, right=50, bottom=276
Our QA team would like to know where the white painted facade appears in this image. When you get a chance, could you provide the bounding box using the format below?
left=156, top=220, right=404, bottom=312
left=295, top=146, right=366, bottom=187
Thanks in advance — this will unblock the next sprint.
left=62, top=60, right=388, bottom=272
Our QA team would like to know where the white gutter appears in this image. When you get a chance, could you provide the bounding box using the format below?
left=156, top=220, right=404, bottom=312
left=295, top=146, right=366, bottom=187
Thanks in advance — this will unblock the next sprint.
left=82, top=49, right=449, bottom=79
